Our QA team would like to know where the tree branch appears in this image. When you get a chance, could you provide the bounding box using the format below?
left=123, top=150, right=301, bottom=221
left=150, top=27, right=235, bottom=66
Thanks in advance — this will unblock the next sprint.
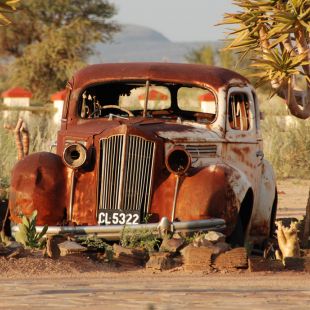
left=278, top=79, right=310, bottom=119
left=295, top=27, right=310, bottom=77
left=259, top=25, right=282, bottom=89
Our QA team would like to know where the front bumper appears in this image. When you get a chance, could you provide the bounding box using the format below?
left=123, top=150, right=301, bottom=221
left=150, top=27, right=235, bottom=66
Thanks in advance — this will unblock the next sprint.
left=11, top=217, right=226, bottom=240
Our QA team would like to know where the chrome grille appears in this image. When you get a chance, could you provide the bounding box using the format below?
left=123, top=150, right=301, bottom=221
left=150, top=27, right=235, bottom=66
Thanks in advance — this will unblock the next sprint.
left=98, top=135, right=155, bottom=216
left=182, top=144, right=217, bottom=158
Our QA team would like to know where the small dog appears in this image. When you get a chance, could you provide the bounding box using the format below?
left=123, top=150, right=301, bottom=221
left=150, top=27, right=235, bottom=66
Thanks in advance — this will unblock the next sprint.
left=275, top=220, right=300, bottom=263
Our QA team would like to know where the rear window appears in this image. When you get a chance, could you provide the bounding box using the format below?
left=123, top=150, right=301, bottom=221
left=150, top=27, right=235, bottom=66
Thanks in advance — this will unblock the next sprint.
left=177, top=87, right=216, bottom=122
left=119, top=86, right=171, bottom=111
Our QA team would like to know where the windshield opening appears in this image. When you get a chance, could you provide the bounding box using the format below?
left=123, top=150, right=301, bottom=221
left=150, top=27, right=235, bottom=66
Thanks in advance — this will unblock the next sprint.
left=78, top=81, right=217, bottom=123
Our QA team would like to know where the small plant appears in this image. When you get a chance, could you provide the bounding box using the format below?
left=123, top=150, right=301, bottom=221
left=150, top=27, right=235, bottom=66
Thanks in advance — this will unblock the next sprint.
left=0, top=230, right=10, bottom=245
left=143, top=213, right=152, bottom=224
left=15, top=210, right=48, bottom=249
left=78, top=236, right=114, bottom=261
left=120, top=227, right=160, bottom=252
left=182, top=232, right=202, bottom=245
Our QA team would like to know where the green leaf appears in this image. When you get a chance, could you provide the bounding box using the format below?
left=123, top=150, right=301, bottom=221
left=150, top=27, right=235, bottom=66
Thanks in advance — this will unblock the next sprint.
left=22, top=215, right=30, bottom=228
left=37, top=225, right=48, bottom=240
left=0, top=12, right=10, bottom=25
left=30, top=209, right=38, bottom=221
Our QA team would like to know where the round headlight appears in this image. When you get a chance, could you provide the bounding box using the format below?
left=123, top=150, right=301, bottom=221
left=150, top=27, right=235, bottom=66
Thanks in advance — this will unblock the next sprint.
left=166, top=147, right=191, bottom=175
left=63, top=143, right=87, bottom=169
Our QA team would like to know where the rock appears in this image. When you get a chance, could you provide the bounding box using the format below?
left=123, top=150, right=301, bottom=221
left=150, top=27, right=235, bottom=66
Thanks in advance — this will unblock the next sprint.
left=0, top=241, right=26, bottom=258
left=213, top=247, right=248, bottom=271
left=193, top=235, right=214, bottom=248
left=211, top=242, right=231, bottom=255
left=7, top=247, right=25, bottom=259
left=6, top=241, right=24, bottom=250
left=146, top=252, right=175, bottom=271
left=160, top=237, right=184, bottom=253
left=0, top=244, right=11, bottom=256
left=284, top=257, right=310, bottom=271
left=113, top=244, right=149, bottom=267
left=248, top=257, right=284, bottom=272
left=58, top=241, right=87, bottom=256
left=46, top=235, right=67, bottom=259
left=181, top=244, right=213, bottom=271
left=192, top=235, right=230, bottom=255
left=204, top=231, right=226, bottom=244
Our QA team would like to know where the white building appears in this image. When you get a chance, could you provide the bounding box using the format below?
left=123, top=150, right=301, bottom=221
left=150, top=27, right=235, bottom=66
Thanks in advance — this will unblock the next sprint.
left=51, top=90, right=66, bottom=124
left=1, top=87, right=32, bottom=120
left=138, top=89, right=169, bottom=110
left=199, top=92, right=216, bottom=115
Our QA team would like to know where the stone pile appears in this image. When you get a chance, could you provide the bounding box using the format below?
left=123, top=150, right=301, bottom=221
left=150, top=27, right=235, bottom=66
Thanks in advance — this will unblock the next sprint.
left=113, top=244, right=149, bottom=267
left=181, top=231, right=248, bottom=272
left=146, top=231, right=248, bottom=272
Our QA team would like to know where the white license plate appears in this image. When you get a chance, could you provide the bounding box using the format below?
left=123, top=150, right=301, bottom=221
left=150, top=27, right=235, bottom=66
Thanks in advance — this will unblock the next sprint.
left=98, top=210, right=140, bottom=225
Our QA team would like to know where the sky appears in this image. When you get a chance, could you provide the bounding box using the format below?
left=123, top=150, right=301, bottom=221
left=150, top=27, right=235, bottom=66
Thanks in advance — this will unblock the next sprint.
left=112, top=0, right=237, bottom=42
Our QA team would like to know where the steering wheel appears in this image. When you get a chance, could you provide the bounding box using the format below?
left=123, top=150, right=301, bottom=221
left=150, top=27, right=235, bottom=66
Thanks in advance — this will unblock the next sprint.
left=90, top=105, right=134, bottom=117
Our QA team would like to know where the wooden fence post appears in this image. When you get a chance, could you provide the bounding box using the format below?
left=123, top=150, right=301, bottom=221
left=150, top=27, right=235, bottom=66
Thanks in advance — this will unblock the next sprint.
left=4, top=118, right=29, bottom=160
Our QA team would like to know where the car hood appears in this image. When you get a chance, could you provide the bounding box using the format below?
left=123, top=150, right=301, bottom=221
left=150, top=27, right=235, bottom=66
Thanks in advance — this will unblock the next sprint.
left=155, top=123, right=223, bottom=143
left=71, top=117, right=224, bottom=143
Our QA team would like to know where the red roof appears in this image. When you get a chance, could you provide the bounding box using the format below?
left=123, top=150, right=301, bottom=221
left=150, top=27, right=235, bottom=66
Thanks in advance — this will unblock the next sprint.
left=1, top=87, right=32, bottom=98
left=138, top=89, right=168, bottom=100
left=199, top=92, right=215, bottom=101
left=51, top=89, right=66, bottom=101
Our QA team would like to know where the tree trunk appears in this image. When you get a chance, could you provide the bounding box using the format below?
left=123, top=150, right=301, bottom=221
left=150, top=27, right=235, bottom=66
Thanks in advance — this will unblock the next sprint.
left=277, top=81, right=310, bottom=120
left=302, top=188, right=310, bottom=248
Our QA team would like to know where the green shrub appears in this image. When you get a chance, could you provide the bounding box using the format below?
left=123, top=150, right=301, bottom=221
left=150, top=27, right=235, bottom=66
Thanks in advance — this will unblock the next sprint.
left=14, top=210, right=48, bottom=249
left=78, top=236, right=114, bottom=261
left=262, top=116, right=310, bottom=179
left=120, top=227, right=160, bottom=252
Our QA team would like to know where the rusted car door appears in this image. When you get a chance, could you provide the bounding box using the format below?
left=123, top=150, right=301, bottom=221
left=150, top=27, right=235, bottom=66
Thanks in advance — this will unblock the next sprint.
left=224, top=87, right=263, bottom=212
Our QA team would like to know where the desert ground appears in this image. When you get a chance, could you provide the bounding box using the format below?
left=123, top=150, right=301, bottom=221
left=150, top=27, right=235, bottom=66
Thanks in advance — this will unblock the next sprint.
left=0, top=178, right=310, bottom=309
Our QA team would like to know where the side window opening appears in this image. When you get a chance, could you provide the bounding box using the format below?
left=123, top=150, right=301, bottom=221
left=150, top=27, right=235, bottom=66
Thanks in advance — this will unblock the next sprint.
left=228, top=93, right=250, bottom=131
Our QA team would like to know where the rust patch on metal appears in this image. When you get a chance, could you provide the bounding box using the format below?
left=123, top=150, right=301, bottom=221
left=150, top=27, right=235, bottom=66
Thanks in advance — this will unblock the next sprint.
left=73, top=63, right=249, bottom=92
left=151, top=165, right=239, bottom=233
left=9, top=152, right=68, bottom=225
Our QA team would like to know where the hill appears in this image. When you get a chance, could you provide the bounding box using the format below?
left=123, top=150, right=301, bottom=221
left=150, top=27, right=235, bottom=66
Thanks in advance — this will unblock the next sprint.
left=90, top=24, right=219, bottom=63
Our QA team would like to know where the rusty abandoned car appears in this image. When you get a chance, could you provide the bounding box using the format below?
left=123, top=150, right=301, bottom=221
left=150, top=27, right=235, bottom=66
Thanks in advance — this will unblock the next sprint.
left=8, top=63, right=277, bottom=245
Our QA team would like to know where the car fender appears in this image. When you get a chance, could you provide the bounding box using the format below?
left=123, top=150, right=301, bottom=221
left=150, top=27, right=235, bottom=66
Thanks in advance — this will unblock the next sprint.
left=9, top=152, right=68, bottom=225
left=224, top=163, right=252, bottom=206
left=249, top=159, right=277, bottom=239
left=151, top=163, right=252, bottom=234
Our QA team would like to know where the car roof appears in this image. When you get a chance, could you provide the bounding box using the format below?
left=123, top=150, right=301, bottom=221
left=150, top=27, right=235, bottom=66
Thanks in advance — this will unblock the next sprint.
left=72, top=62, right=250, bottom=91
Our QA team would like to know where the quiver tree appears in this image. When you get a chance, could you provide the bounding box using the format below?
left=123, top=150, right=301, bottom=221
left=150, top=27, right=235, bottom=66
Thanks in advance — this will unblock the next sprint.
left=0, top=0, right=19, bottom=26
left=220, top=0, right=310, bottom=119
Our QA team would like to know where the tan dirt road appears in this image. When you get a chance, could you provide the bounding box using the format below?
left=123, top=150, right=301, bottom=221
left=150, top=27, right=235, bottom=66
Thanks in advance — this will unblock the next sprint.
left=0, top=179, right=310, bottom=309
left=1, top=272, right=310, bottom=309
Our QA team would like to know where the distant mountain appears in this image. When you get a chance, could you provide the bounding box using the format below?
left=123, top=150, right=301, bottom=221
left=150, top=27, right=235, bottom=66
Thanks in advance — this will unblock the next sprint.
left=89, top=24, right=220, bottom=64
